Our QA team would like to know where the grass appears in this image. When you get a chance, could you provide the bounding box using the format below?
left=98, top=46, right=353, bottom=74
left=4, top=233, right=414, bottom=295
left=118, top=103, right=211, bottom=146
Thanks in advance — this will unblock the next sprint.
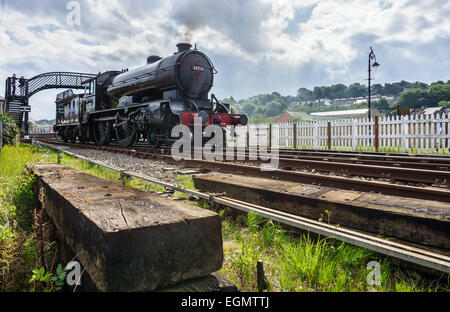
left=219, top=211, right=447, bottom=292
left=0, top=144, right=57, bottom=291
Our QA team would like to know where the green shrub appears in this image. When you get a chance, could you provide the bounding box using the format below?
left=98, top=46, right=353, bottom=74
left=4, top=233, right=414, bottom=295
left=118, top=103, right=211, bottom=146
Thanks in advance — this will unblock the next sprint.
left=0, top=113, right=19, bottom=146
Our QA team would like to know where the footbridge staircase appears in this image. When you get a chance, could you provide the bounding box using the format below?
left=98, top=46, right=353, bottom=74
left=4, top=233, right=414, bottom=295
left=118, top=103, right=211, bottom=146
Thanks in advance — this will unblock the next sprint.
left=3, top=72, right=97, bottom=134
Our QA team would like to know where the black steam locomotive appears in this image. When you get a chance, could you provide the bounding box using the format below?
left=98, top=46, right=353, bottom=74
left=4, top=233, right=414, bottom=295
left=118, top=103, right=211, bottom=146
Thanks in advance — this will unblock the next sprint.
left=54, top=43, right=247, bottom=147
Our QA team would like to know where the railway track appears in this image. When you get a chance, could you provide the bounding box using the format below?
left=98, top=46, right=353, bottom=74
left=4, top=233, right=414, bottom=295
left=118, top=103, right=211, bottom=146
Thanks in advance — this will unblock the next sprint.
left=32, top=140, right=450, bottom=274
left=35, top=138, right=450, bottom=168
left=34, top=139, right=450, bottom=202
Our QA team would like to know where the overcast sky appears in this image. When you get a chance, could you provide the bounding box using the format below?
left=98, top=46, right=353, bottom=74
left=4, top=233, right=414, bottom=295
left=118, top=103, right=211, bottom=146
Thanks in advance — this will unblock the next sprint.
left=0, top=0, right=449, bottom=120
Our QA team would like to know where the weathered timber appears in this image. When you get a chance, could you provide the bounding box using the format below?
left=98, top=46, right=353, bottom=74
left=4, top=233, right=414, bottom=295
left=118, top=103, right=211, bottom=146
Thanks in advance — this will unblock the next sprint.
left=193, top=173, right=450, bottom=251
left=29, top=163, right=223, bottom=291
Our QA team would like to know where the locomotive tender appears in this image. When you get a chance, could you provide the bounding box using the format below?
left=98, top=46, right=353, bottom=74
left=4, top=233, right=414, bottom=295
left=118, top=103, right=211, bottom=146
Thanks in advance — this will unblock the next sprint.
left=54, top=43, right=247, bottom=147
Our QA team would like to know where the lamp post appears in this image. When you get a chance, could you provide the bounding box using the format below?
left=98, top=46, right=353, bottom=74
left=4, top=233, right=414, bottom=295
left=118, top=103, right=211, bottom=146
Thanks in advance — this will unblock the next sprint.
left=368, top=47, right=380, bottom=122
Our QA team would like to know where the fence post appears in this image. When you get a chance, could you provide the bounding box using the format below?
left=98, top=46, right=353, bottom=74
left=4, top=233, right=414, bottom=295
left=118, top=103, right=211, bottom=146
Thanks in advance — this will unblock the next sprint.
left=374, top=116, right=379, bottom=152
left=246, top=125, right=250, bottom=148
left=293, top=123, right=297, bottom=150
left=401, top=116, right=408, bottom=153
left=284, top=123, right=288, bottom=148
left=327, top=121, right=331, bottom=150
left=313, top=121, right=318, bottom=150
left=446, top=114, right=449, bottom=152
left=268, top=123, right=272, bottom=149
left=352, top=119, right=357, bottom=151
left=257, top=260, right=267, bottom=292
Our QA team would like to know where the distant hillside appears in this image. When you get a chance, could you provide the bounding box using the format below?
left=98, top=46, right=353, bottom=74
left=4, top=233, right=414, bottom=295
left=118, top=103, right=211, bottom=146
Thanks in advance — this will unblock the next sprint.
left=222, top=79, right=450, bottom=123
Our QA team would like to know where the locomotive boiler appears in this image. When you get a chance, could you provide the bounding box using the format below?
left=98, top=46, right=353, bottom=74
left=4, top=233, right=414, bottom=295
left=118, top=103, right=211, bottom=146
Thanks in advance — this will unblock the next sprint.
left=54, top=43, right=247, bottom=147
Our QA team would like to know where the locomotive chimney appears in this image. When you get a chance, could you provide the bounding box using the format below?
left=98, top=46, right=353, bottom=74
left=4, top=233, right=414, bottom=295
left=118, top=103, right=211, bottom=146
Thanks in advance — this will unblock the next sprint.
left=176, top=42, right=192, bottom=53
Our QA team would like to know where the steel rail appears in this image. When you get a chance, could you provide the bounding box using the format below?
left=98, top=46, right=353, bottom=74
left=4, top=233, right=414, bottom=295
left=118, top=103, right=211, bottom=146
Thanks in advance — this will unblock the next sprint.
left=274, top=147, right=450, bottom=160
left=29, top=136, right=450, bottom=165
left=272, top=157, right=450, bottom=186
left=29, top=134, right=450, bottom=161
left=33, top=140, right=450, bottom=274
left=33, top=139, right=450, bottom=202
left=34, top=139, right=450, bottom=177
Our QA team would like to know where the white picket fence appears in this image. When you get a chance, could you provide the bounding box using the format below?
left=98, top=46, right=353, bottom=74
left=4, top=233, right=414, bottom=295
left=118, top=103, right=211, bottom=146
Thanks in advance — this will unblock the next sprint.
left=29, top=125, right=54, bottom=134
left=227, top=114, right=450, bottom=154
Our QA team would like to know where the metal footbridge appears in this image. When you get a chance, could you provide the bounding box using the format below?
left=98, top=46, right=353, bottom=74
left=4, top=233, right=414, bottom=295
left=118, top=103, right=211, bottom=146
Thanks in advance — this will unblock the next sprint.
left=3, top=72, right=97, bottom=133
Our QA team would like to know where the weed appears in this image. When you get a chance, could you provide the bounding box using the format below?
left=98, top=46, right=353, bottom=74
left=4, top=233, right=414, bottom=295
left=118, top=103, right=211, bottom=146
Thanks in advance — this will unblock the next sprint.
left=0, top=144, right=57, bottom=291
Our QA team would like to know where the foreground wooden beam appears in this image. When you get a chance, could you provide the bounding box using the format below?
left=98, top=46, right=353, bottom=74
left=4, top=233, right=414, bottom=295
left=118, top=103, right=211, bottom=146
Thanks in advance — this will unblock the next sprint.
left=29, top=163, right=223, bottom=291
left=193, top=172, right=450, bottom=251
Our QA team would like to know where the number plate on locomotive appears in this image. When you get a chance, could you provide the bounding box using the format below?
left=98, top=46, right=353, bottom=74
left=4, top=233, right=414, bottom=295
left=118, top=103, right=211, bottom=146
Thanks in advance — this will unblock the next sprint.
left=192, top=65, right=205, bottom=72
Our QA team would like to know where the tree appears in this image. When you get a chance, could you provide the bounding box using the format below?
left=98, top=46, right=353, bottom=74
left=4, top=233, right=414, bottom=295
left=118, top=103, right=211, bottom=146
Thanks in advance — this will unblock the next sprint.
left=384, top=83, right=403, bottom=96
left=371, top=84, right=383, bottom=95
left=271, top=91, right=281, bottom=98
left=396, top=89, right=430, bottom=109
left=438, top=100, right=450, bottom=108
left=222, top=96, right=237, bottom=105
left=313, top=86, right=325, bottom=100
left=266, top=100, right=282, bottom=117
left=331, top=84, right=348, bottom=99
left=373, top=98, right=391, bottom=114
left=431, top=80, right=445, bottom=86
left=411, top=81, right=428, bottom=89
left=242, top=103, right=256, bottom=117
left=323, top=86, right=333, bottom=99
left=348, top=83, right=366, bottom=98
left=255, top=106, right=265, bottom=115
left=296, top=88, right=313, bottom=101
left=0, top=113, right=19, bottom=146
left=427, top=84, right=450, bottom=106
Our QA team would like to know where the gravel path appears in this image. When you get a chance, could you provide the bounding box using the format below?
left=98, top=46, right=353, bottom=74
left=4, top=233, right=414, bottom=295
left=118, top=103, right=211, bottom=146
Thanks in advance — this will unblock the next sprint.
left=54, top=144, right=199, bottom=184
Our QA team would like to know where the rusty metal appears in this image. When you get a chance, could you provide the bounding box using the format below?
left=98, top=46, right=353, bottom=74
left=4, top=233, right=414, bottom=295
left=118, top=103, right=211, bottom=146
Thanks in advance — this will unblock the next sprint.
left=275, top=147, right=450, bottom=162
left=319, top=190, right=362, bottom=202
left=273, top=157, right=450, bottom=186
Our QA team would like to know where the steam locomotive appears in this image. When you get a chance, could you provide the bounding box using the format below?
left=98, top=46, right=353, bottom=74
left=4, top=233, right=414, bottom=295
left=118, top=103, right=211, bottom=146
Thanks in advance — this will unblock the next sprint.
left=54, top=43, right=247, bottom=147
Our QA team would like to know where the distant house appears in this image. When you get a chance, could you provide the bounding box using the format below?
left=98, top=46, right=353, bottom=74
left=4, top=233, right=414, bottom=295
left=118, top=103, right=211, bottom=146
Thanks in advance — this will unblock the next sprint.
left=310, top=108, right=381, bottom=119
left=331, top=95, right=394, bottom=107
left=288, top=101, right=301, bottom=108
left=277, top=111, right=313, bottom=123
left=311, top=99, right=331, bottom=108
left=277, top=111, right=330, bottom=123
left=332, top=97, right=357, bottom=106
left=411, top=107, right=450, bottom=116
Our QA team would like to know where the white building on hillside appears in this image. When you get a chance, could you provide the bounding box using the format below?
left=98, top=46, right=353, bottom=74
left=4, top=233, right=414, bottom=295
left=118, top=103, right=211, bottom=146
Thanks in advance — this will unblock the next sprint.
left=310, top=108, right=381, bottom=119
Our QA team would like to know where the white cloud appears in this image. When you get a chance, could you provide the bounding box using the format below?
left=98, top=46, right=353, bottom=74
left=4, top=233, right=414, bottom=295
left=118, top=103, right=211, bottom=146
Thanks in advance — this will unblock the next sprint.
left=0, top=0, right=448, bottom=120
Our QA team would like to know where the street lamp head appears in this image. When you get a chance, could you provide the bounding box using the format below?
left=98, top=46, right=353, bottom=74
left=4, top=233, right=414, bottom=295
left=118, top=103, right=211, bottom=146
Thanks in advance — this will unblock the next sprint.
left=372, top=61, right=380, bottom=68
